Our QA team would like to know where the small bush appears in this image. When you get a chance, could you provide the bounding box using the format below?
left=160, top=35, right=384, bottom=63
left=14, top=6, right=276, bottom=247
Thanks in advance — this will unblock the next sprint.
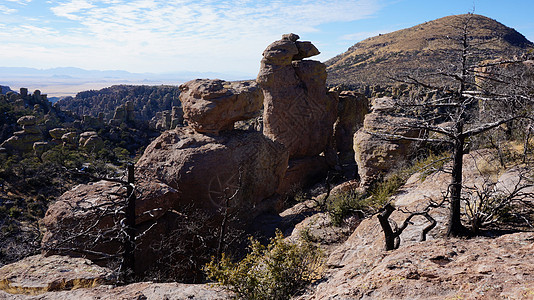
left=326, top=190, right=365, bottom=226
left=204, top=230, right=324, bottom=300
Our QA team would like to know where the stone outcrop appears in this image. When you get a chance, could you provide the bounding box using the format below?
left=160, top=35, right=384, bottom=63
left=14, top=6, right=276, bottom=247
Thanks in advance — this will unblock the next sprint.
left=354, top=97, right=421, bottom=186
left=78, top=131, right=104, bottom=152
left=0, top=255, right=229, bottom=299
left=148, top=106, right=184, bottom=131
left=0, top=254, right=114, bottom=295
left=61, top=132, right=77, bottom=148
left=179, top=79, right=263, bottom=135
left=109, top=101, right=135, bottom=126
left=302, top=151, right=534, bottom=299
left=48, top=128, right=68, bottom=140
left=42, top=70, right=287, bottom=279
left=258, top=33, right=338, bottom=159
left=136, top=127, right=288, bottom=215
left=0, top=282, right=230, bottom=300
left=1, top=116, right=43, bottom=153
left=41, top=178, right=181, bottom=274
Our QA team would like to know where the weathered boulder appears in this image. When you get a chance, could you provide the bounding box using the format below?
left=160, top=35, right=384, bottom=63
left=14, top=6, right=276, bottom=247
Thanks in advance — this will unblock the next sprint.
left=258, top=34, right=337, bottom=158
left=17, top=116, right=36, bottom=126
left=78, top=132, right=104, bottom=152
left=0, top=254, right=114, bottom=296
left=41, top=178, right=180, bottom=273
left=179, top=79, right=263, bottom=135
left=48, top=128, right=68, bottom=140
left=136, top=127, right=288, bottom=216
left=61, top=132, right=77, bottom=147
left=354, top=97, right=421, bottom=186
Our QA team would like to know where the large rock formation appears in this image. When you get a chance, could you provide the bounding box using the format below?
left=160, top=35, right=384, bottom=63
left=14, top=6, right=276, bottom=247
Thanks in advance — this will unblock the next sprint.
left=109, top=101, right=135, bottom=126
left=354, top=97, right=421, bottom=185
left=41, top=76, right=287, bottom=280
left=302, top=150, right=534, bottom=299
left=258, top=33, right=338, bottom=158
left=0, top=255, right=229, bottom=299
left=78, top=131, right=104, bottom=152
left=179, top=79, right=263, bottom=135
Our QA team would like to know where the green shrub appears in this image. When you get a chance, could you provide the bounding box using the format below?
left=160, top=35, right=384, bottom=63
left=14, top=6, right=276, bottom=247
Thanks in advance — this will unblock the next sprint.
left=204, top=230, right=324, bottom=300
left=326, top=190, right=365, bottom=226
left=368, top=151, right=450, bottom=207
left=368, top=173, right=405, bottom=208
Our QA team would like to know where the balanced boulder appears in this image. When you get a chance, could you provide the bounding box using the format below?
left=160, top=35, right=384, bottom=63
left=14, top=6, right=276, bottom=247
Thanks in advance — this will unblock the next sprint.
left=180, top=79, right=263, bottom=135
left=258, top=34, right=338, bottom=158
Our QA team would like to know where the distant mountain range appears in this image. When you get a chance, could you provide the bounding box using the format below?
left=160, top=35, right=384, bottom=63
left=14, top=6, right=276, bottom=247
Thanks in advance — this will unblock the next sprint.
left=0, top=66, right=252, bottom=82
left=0, top=67, right=253, bottom=97
left=326, top=14, right=534, bottom=87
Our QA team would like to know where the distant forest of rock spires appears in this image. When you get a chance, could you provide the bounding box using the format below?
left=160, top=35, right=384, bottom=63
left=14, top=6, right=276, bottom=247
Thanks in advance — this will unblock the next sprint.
left=326, top=14, right=533, bottom=88
left=56, top=85, right=181, bottom=121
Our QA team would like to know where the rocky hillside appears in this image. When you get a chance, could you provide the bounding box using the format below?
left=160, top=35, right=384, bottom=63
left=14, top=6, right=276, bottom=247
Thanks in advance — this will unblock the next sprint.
left=56, top=85, right=181, bottom=121
left=326, top=14, right=533, bottom=87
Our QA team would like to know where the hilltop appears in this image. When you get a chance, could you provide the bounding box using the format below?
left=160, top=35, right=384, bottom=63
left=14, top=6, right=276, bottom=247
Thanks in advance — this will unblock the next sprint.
left=326, top=14, right=533, bottom=87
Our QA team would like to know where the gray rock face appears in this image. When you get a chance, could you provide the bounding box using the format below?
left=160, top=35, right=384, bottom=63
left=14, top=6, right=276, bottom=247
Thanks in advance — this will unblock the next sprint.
left=258, top=34, right=338, bottom=158
left=334, top=91, right=369, bottom=155
left=180, top=79, right=263, bottom=135
left=78, top=131, right=104, bottom=152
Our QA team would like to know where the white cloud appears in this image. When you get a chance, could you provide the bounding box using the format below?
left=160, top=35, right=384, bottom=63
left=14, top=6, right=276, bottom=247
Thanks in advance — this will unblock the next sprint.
left=5, top=0, right=384, bottom=74
left=0, top=5, right=17, bottom=14
left=4, top=0, right=32, bottom=4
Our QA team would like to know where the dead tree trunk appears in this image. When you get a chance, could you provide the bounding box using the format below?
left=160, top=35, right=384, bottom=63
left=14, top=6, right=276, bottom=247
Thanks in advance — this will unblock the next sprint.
left=121, top=163, right=136, bottom=281
left=447, top=134, right=469, bottom=237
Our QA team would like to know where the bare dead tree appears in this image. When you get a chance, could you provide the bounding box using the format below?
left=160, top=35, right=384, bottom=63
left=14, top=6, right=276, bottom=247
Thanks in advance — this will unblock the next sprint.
left=377, top=199, right=442, bottom=250
left=373, top=13, right=534, bottom=237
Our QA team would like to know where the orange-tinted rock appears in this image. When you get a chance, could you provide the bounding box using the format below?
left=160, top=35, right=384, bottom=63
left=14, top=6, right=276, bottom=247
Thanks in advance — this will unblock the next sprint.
left=136, top=127, right=288, bottom=216
left=180, top=79, right=263, bottom=135
left=0, top=255, right=114, bottom=296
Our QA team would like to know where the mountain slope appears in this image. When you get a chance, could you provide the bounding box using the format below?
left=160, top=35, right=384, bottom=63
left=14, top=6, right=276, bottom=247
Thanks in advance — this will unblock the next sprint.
left=326, top=14, right=533, bottom=87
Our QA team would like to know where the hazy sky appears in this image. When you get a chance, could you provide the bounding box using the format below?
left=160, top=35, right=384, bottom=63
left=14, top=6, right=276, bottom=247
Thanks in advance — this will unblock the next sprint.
left=1, top=0, right=533, bottom=77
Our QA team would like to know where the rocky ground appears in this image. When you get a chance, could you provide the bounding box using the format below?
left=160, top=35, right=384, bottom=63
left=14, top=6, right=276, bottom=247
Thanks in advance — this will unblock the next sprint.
left=1, top=150, right=533, bottom=299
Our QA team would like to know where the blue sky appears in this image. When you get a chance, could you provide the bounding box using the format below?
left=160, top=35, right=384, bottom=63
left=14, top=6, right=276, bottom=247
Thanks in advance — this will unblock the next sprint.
left=1, top=0, right=533, bottom=77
